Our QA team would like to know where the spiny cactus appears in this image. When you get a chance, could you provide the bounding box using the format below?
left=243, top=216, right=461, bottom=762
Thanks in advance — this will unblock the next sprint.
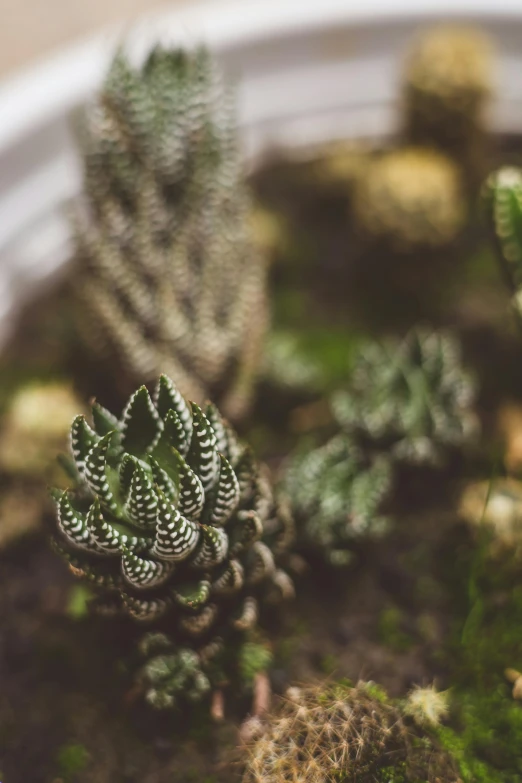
left=241, top=681, right=460, bottom=783
left=51, top=375, right=293, bottom=707
left=73, top=46, right=268, bottom=420
left=482, top=167, right=522, bottom=321
left=352, top=147, right=466, bottom=252
left=332, top=327, right=479, bottom=466
left=284, top=436, right=392, bottom=565
left=403, top=26, right=492, bottom=160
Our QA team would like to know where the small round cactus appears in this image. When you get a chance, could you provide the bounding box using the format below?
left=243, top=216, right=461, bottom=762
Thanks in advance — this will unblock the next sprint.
left=51, top=375, right=294, bottom=707
left=353, top=147, right=466, bottom=251
left=241, top=681, right=460, bottom=783
left=403, top=26, right=492, bottom=156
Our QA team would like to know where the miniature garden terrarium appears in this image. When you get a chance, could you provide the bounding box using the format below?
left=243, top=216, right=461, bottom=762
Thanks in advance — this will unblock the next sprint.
left=4, top=4, right=522, bottom=782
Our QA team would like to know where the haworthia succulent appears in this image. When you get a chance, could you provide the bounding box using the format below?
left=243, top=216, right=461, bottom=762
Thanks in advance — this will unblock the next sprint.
left=74, top=46, right=268, bottom=421
left=51, top=374, right=294, bottom=710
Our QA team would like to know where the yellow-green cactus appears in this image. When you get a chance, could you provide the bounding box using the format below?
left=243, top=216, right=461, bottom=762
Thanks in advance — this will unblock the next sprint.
left=403, top=26, right=492, bottom=160
left=353, top=148, right=466, bottom=251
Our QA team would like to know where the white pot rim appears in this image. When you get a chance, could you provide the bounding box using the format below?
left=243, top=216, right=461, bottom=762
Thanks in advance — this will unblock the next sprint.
left=2, top=0, right=522, bottom=352
left=3, top=0, right=522, bottom=152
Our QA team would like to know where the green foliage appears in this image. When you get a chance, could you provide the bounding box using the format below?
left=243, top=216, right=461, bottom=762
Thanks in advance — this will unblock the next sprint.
left=56, top=743, right=90, bottom=780
left=138, top=633, right=211, bottom=710
left=239, top=642, right=273, bottom=684
left=51, top=375, right=293, bottom=708
left=74, top=46, right=267, bottom=420
left=483, top=166, right=522, bottom=323
left=284, top=434, right=391, bottom=564
left=333, top=327, right=479, bottom=466
left=66, top=584, right=92, bottom=620
left=378, top=605, right=414, bottom=653
left=436, top=527, right=522, bottom=782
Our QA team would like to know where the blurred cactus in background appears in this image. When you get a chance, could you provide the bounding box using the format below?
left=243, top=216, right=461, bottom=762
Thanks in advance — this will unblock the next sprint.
left=284, top=436, right=391, bottom=565
left=482, top=167, right=522, bottom=321
left=73, top=46, right=268, bottom=420
left=333, top=327, right=479, bottom=466
left=403, top=26, right=492, bottom=170
left=241, top=681, right=459, bottom=783
left=353, top=147, right=466, bottom=252
left=51, top=375, right=293, bottom=709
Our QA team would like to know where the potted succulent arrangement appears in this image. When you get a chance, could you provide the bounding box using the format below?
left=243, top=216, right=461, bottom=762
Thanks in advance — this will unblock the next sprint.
left=4, top=6, right=522, bottom=783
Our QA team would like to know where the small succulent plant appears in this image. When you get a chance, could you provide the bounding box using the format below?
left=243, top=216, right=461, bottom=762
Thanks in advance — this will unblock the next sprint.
left=51, top=375, right=294, bottom=708
left=333, top=327, right=479, bottom=466
left=403, top=26, right=492, bottom=162
left=482, top=166, right=522, bottom=321
left=284, top=436, right=392, bottom=566
left=73, top=46, right=268, bottom=420
left=353, top=147, right=466, bottom=252
left=241, top=681, right=460, bottom=783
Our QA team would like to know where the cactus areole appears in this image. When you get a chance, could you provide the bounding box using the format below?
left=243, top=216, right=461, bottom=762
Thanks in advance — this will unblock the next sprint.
left=51, top=376, right=293, bottom=674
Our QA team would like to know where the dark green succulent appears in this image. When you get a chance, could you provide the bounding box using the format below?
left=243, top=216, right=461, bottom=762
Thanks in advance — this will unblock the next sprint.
left=284, top=436, right=392, bottom=566
left=333, top=327, right=479, bottom=466
left=482, top=167, right=522, bottom=320
left=52, top=375, right=293, bottom=706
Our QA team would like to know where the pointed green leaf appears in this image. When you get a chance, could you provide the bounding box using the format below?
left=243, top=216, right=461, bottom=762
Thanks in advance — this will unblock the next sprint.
left=186, top=404, right=219, bottom=493
left=202, top=454, right=240, bottom=526
left=84, top=432, right=118, bottom=511
left=119, top=453, right=137, bottom=499
left=88, top=498, right=149, bottom=554
left=229, top=510, right=262, bottom=557
left=244, top=541, right=275, bottom=585
left=92, top=402, right=121, bottom=436
left=121, top=386, right=162, bottom=456
left=211, top=559, right=244, bottom=594
left=121, top=547, right=174, bottom=589
left=205, top=403, right=228, bottom=454
left=148, top=456, right=178, bottom=503
left=234, top=447, right=258, bottom=501
left=71, top=415, right=100, bottom=474
left=124, top=462, right=158, bottom=529
left=151, top=409, right=189, bottom=463
left=122, top=593, right=171, bottom=622
left=179, top=604, right=218, bottom=636
left=154, top=375, right=192, bottom=452
left=172, top=579, right=211, bottom=610
left=152, top=494, right=200, bottom=561
left=190, top=525, right=228, bottom=568
left=57, top=492, right=94, bottom=551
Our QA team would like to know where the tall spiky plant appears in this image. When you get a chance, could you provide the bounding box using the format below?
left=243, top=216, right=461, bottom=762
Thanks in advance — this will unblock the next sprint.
left=73, top=46, right=267, bottom=420
left=51, top=375, right=293, bottom=709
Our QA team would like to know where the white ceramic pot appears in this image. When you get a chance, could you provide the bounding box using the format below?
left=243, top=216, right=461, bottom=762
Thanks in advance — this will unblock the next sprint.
left=2, top=0, right=522, bottom=346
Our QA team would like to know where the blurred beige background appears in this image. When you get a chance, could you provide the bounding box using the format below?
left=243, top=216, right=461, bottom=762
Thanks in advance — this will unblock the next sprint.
left=0, top=0, right=188, bottom=78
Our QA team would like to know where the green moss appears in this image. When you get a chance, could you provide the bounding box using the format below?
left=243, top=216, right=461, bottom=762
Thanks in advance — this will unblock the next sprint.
left=239, top=642, right=273, bottom=684
left=319, top=653, right=339, bottom=675
left=66, top=584, right=92, bottom=620
left=438, top=533, right=522, bottom=782
left=362, top=681, right=389, bottom=704
left=56, top=743, right=90, bottom=780
left=378, top=605, right=414, bottom=652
